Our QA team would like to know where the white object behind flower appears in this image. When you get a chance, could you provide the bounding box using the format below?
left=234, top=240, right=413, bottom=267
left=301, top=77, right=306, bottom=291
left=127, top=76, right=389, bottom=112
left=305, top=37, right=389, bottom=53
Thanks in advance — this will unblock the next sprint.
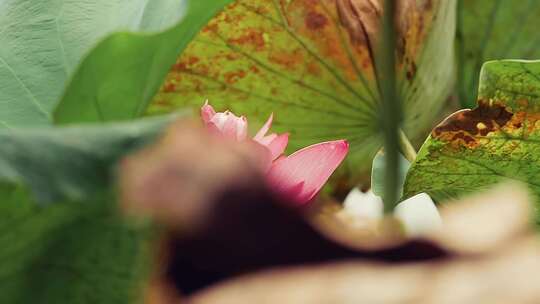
left=342, top=188, right=383, bottom=221
left=394, top=193, right=442, bottom=236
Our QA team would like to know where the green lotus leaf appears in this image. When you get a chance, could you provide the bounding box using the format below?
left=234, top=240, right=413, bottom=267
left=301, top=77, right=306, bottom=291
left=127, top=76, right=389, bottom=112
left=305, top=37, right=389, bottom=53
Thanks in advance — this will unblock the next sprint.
left=0, top=115, right=176, bottom=303
left=0, top=0, right=191, bottom=128
left=148, top=0, right=456, bottom=181
left=54, top=0, right=233, bottom=124
left=404, top=60, right=540, bottom=221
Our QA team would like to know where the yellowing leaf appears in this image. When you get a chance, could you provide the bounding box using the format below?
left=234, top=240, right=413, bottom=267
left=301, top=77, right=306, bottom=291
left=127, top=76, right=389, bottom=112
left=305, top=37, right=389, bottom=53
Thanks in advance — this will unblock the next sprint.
left=149, top=0, right=456, bottom=180
left=404, top=60, right=540, bottom=222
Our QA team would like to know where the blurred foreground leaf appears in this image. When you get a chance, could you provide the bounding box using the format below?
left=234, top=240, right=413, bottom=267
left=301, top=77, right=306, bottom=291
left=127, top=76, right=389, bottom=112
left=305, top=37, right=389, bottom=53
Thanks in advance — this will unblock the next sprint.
left=148, top=0, right=456, bottom=179
left=404, top=60, right=540, bottom=221
left=156, top=184, right=539, bottom=303
left=0, top=115, right=175, bottom=303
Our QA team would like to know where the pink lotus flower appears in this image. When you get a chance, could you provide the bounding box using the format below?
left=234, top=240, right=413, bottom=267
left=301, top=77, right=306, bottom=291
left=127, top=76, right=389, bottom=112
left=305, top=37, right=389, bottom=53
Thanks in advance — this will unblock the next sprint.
left=201, top=102, right=349, bottom=205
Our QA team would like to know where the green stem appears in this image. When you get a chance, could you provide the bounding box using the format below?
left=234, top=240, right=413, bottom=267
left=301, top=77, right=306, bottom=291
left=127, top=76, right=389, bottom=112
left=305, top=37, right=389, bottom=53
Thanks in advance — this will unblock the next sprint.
left=398, top=129, right=417, bottom=163
left=377, top=0, right=401, bottom=214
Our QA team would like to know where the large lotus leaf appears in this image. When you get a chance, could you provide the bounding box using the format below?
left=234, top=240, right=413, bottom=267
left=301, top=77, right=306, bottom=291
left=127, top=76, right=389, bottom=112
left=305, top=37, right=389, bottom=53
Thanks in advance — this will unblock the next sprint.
left=457, top=0, right=540, bottom=107
left=148, top=0, right=456, bottom=180
left=0, top=115, right=175, bottom=303
left=0, top=0, right=193, bottom=128
left=404, top=60, right=540, bottom=221
left=54, top=0, right=234, bottom=124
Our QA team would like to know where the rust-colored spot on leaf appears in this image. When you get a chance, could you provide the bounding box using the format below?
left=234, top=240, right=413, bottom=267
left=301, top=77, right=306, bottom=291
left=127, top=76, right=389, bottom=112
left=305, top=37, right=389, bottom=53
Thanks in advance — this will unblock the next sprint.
left=269, top=49, right=305, bottom=70
left=203, top=23, right=219, bottom=34
left=227, top=29, right=266, bottom=51
left=224, top=70, right=247, bottom=84
left=173, top=62, right=188, bottom=72
left=305, top=11, right=328, bottom=30
left=432, top=100, right=514, bottom=147
left=507, top=100, right=540, bottom=134
left=249, top=65, right=260, bottom=74
left=187, top=56, right=200, bottom=65
left=173, top=56, right=202, bottom=73
left=406, top=62, right=417, bottom=81
left=451, top=132, right=476, bottom=145
left=306, top=61, right=322, bottom=76
left=163, top=83, right=176, bottom=93
left=507, top=111, right=526, bottom=130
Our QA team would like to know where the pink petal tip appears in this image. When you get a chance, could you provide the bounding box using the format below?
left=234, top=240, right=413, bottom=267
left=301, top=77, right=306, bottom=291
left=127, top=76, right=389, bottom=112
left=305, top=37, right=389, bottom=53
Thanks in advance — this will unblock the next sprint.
left=201, top=101, right=216, bottom=124
left=266, top=140, right=349, bottom=205
left=254, top=113, right=274, bottom=141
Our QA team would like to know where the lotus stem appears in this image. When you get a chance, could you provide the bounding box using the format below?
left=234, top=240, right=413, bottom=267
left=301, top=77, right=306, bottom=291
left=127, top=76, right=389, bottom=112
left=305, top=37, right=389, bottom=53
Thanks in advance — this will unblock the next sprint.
left=377, top=0, right=401, bottom=213
left=398, top=129, right=417, bottom=163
